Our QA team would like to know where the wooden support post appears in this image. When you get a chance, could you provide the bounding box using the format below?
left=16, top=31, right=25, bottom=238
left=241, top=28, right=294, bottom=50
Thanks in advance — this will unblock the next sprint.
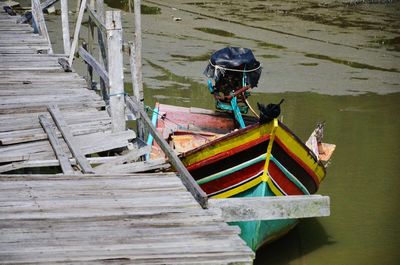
left=39, top=115, right=75, bottom=174
left=129, top=42, right=145, bottom=140
left=126, top=96, right=208, bottom=208
left=68, top=0, right=87, bottom=66
left=47, top=105, right=95, bottom=174
left=209, top=195, right=330, bottom=222
left=106, top=11, right=125, bottom=132
left=132, top=0, right=145, bottom=140
left=95, top=0, right=108, bottom=102
left=31, top=0, right=53, bottom=54
left=60, top=0, right=71, bottom=55
left=87, top=0, right=95, bottom=88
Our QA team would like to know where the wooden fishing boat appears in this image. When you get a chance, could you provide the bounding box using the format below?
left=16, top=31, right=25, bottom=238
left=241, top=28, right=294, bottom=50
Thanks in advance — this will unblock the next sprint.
left=149, top=47, right=335, bottom=250
left=150, top=103, right=335, bottom=250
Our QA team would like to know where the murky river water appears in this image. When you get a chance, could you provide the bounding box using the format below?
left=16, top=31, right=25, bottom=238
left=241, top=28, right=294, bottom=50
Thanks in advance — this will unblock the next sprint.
left=30, top=0, right=400, bottom=263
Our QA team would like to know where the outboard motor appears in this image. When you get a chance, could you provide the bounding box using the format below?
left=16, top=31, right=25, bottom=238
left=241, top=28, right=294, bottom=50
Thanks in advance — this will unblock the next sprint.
left=204, top=47, right=262, bottom=128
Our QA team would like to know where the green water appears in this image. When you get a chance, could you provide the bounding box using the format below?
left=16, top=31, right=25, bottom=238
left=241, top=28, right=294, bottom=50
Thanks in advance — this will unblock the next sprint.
left=41, top=0, right=400, bottom=263
left=145, top=79, right=400, bottom=265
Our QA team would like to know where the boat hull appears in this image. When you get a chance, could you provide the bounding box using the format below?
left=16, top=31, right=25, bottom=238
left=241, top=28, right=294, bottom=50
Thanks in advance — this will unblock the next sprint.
left=230, top=182, right=298, bottom=250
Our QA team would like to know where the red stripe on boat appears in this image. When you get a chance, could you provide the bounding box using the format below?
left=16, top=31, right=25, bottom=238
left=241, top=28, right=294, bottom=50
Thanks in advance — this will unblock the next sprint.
left=268, top=161, right=304, bottom=195
left=274, top=137, right=320, bottom=187
left=187, top=134, right=270, bottom=171
left=200, top=161, right=265, bottom=195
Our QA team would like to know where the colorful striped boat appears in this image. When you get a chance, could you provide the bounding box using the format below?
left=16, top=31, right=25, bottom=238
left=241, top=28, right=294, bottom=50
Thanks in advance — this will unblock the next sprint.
left=151, top=103, right=335, bottom=251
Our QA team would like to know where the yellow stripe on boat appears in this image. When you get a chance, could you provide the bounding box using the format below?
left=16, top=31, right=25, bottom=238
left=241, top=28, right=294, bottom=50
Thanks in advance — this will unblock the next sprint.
left=275, top=126, right=325, bottom=182
left=210, top=176, right=263, bottom=199
left=261, top=119, right=278, bottom=182
left=267, top=177, right=285, bottom=196
left=182, top=122, right=273, bottom=167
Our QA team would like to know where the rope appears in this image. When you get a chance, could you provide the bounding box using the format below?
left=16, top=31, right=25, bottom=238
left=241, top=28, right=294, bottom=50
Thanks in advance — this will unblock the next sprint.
left=109, top=92, right=128, bottom=97
left=208, top=60, right=262, bottom=73
left=244, top=96, right=260, bottom=119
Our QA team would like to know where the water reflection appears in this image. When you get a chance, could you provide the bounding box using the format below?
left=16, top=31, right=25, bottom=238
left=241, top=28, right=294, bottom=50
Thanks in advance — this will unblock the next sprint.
left=256, top=219, right=334, bottom=265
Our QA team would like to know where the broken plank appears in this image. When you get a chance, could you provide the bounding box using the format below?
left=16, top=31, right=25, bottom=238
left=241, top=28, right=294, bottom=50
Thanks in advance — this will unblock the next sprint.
left=47, top=104, right=94, bottom=174
left=92, top=140, right=150, bottom=173
left=95, top=158, right=169, bottom=174
left=38, top=115, right=74, bottom=174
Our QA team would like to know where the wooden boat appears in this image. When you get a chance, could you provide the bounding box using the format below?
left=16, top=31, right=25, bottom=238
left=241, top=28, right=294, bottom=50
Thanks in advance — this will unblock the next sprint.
left=150, top=103, right=335, bottom=250
left=149, top=47, right=335, bottom=250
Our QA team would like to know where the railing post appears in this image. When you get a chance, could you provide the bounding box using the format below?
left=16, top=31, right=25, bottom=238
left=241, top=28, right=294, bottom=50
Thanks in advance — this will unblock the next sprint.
left=87, top=0, right=95, bottom=88
left=60, top=0, right=70, bottom=55
left=132, top=0, right=145, bottom=140
left=106, top=11, right=125, bottom=132
left=129, top=42, right=145, bottom=140
left=96, top=0, right=109, bottom=103
left=31, top=0, right=53, bottom=54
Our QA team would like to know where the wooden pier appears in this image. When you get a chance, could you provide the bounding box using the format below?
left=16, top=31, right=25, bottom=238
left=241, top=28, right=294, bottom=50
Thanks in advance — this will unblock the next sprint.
left=0, top=1, right=136, bottom=174
left=0, top=1, right=330, bottom=264
left=0, top=2, right=255, bottom=264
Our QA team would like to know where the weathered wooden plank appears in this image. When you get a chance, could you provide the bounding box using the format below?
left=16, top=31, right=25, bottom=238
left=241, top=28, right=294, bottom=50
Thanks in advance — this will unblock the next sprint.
left=0, top=110, right=109, bottom=132
left=0, top=156, right=126, bottom=173
left=0, top=122, right=111, bottom=145
left=93, top=140, right=150, bottom=172
left=0, top=240, right=251, bottom=264
left=0, top=101, right=105, bottom=114
left=47, top=104, right=94, bottom=174
left=209, top=195, right=330, bottom=222
left=0, top=94, right=101, bottom=105
left=38, top=115, right=75, bottom=174
left=0, top=130, right=133, bottom=164
left=0, top=88, right=97, bottom=96
left=95, top=158, right=169, bottom=174
left=126, top=96, right=208, bottom=209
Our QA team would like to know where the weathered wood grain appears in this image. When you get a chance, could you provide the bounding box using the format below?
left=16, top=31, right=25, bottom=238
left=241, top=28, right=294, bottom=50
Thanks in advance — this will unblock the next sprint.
left=31, top=0, right=52, bottom=53
left=106, top=11, right=125, bottom=132
left=0, top=174, right=254, bottom=264
left=47, top=105, right=93, bottom=174
left=209, top=195, right=330, bottom=222
left=39, top=115, right=74, bottom=174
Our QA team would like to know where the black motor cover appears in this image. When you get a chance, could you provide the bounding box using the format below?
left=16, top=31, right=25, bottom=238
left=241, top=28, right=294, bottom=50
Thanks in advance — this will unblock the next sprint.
left=204, top=47, right=262, bottom=93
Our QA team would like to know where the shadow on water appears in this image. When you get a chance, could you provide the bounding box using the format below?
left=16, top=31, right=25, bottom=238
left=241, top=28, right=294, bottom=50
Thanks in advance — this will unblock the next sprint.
left=255, top=219, right=335, bottom=265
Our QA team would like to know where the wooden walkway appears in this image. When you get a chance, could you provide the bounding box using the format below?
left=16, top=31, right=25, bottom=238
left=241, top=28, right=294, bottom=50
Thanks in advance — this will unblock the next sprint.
left=0, top=173, right=254, bottom=264
left=0, top=3, right=136, bottom=174
left=0, top=4, right=254, bottom=264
